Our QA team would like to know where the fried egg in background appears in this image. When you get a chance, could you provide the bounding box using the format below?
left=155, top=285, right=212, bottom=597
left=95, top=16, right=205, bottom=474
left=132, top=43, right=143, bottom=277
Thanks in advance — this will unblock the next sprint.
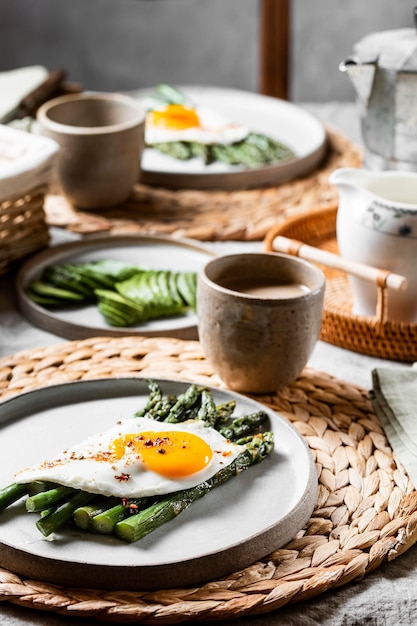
left=145, top=103, right=249, bottom=146
left=14, top=417, right=244, bottom=498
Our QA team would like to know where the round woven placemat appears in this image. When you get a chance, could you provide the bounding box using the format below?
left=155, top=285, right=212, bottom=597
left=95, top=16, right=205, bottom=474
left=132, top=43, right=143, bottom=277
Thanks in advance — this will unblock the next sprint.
left=263, top=206, right=417, bottom=362
left=43, top=127, right=362, bottom=242
left=1, top=336, right=417, bottom=622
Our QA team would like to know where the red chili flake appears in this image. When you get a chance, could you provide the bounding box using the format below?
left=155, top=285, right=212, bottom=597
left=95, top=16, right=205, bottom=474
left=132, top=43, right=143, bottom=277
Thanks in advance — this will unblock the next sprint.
left=115, top=473, right=131, bottom=482
left=91, top=451, right=114, bottom=463
left=122, top=498, right=129, bottom=507
left=151, top=436, right=170, bottom=447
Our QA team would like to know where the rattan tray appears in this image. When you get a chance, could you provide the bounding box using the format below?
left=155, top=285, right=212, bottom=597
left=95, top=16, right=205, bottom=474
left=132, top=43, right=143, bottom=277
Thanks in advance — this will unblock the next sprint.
left=1, top=335, right=416, bottom=622
left=43, top=127, right=362, bottom=241
left=264, top=205, right=417, bottom=362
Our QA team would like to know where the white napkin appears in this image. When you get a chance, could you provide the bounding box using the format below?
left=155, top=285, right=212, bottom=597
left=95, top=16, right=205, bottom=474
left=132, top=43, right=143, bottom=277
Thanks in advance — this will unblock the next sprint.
left=0, top=124, right=59, bottom=201
left=0, top=65, right=48, bottom=123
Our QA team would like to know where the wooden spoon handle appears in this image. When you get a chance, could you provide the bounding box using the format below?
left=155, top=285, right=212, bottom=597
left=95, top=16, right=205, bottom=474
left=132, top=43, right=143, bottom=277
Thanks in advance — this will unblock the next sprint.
left=266, top=235, right=408, bottom=292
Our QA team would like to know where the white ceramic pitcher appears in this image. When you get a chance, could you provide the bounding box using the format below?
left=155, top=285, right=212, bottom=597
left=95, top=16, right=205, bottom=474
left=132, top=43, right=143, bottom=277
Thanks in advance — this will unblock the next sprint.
left=329, top=167, right=417, bottom=323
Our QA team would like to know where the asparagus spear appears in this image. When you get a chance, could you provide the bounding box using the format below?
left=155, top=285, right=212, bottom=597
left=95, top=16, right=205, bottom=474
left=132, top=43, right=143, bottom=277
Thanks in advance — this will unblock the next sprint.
left=219, top=411, right=269, bottom=441
left=197, top=389, right=218, bottom=428
left=143, top=398, right=178, bottom=421
left=28, top=480, right=60, bottom=495
left=164, top=384, right=202, bottom=422
left=25, top=485, right=76, bottom=512
left=0, top=482, right=30, bottom=512
left=214, top=400, right=237, bottom=427
left=36, top=491, right=97, bottom=537
left=155, top=83, right=187, bottom=105
left=114, top=432, right=274, bottom=543
left=135, top=379, right=163, bottom=416
left=89, top=497, right=152, bottom=535
left=73, top=498, right=119, bottom=530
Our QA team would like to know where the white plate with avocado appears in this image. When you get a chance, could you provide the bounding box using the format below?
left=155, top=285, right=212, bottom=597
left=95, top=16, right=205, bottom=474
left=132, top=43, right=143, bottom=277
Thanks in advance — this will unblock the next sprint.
left=16, top=234, right=215, bottom=340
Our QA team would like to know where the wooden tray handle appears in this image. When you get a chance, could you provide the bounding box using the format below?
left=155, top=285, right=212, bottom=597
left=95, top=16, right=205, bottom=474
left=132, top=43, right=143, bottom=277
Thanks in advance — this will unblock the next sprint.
left=264, top=233, right=408, bottom=328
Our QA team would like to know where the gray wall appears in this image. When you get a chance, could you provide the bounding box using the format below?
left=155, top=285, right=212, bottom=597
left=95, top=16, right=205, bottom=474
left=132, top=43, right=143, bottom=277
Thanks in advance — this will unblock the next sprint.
left=0, top=0, right=415, bottom=102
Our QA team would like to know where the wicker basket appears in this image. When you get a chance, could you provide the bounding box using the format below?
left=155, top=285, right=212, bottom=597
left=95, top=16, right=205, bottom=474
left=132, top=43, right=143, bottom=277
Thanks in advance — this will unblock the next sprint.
left=0, top=184, right=50, bottom=275
left=0, top=125, right=58, bottom=275
left=264, top=205, right=417, bottom=362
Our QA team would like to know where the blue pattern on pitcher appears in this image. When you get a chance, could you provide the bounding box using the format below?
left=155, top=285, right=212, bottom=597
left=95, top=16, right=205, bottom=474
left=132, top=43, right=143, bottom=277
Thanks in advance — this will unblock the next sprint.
left=362, top=201, right=416, bottom=238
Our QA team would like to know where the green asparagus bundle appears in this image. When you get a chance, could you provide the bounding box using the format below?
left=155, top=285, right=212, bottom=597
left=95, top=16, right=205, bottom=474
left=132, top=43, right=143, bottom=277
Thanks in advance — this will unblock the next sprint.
left=0, top=381, right=274, bottom=544
left=150, top=132, right=295, bottom=168
left=26, top=260, right=197, bottom=327
left=146, top=83, right=295, bottom=167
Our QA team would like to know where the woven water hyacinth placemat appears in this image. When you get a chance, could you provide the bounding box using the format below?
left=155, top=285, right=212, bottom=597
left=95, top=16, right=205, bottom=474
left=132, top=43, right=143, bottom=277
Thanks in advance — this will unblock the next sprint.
left=1, top=336, right=417, bottom=622
left=44, top=127, right=362, bottom=242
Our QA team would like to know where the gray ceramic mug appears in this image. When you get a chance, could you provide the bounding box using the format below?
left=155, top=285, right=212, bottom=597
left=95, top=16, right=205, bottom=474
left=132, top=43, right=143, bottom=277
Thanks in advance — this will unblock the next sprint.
left=197, top=252, right=325, bottom=394
left=36, top=92, right=145, bottom=209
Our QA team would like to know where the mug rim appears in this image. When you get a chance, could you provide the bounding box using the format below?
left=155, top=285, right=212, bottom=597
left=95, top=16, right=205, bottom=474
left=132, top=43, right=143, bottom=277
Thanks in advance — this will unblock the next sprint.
left=198, top=252, right=325, bottom=304
left=36, top=91, right=146, bottom=136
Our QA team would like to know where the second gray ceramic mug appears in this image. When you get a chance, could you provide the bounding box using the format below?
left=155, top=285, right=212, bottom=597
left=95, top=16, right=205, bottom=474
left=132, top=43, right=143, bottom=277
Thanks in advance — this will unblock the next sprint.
left=37, top=92, right=145, bottom=209
left=197, top=252, right=325, bottom=394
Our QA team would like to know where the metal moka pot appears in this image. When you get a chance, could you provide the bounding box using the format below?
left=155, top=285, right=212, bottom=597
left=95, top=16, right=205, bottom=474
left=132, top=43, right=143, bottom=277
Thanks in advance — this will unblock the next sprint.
left=340, top=8, right=417, bottom=170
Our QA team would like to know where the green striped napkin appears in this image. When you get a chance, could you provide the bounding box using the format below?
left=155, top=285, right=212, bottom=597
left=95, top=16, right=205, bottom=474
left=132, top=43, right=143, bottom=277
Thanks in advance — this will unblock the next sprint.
left=371, top=367, right=417, bottom=487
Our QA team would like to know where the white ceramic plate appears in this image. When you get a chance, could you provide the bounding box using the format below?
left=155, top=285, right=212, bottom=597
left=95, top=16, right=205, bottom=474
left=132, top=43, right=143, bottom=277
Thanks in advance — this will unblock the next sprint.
left=0, top=378, right=317, bottom=590
left=16, top=235, right=215, bottom=340
left=137, top=86, right=327, bottom=189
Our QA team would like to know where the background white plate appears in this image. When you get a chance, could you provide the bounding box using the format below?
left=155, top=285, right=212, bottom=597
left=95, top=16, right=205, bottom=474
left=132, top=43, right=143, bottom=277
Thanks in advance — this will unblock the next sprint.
left=0, top=378, right=318, bottom=590
left=16, top=235, right=215, bottom=340
left=137, top=86, right=327, bottom=189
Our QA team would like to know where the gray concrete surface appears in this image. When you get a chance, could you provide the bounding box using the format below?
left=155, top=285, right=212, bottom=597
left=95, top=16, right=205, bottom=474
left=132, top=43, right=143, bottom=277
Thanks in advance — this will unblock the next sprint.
left=0, top=0, right=415, bottom=101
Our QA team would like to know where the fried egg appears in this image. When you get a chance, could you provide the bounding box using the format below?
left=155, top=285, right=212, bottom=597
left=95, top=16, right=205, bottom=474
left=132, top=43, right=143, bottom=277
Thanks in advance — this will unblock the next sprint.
left=14, top=417, right=244, bottom=497
left=145, top=103, right=249, bottom=145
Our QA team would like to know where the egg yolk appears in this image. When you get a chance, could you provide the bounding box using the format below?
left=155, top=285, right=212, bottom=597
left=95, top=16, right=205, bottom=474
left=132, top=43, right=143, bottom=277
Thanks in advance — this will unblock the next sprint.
left=111, top=431, right=213, bottom=478
left=147, top=104, right=201, bottom=131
